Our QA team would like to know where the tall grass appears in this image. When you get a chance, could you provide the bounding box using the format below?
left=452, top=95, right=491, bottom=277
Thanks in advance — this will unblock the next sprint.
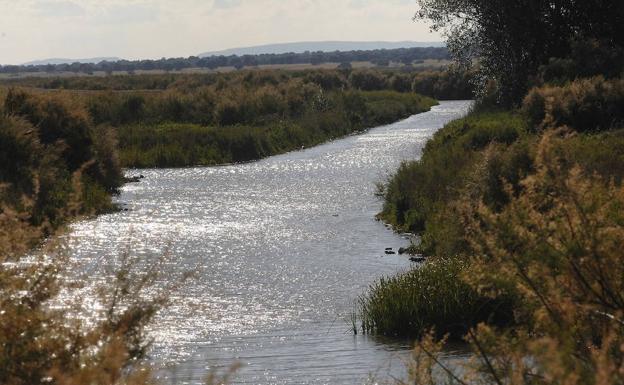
left=378, top=110, right=529, bottom=256
left=357, top=258, right=514, bottom=339
left=117, top=90, right=437, bottom=168
left=404, top=134, right=624, bottom=385
left=1, top=90, right=123, bottom=238
left=3, top=70, right=441, bottom=168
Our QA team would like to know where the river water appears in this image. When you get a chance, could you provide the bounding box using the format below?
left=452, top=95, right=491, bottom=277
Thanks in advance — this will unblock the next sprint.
left=66, top=100, right=472, bottom=384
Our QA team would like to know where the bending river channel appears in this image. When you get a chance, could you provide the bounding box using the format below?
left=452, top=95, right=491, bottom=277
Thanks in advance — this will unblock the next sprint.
left=66, top=100, right=472, bottom=384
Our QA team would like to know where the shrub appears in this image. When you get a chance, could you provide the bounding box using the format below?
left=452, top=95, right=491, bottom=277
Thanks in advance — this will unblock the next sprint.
left=523, top=76, right=624, bottom=132
left=379, top=111, right=527, bottom=245
left=1, top=90, right=122, bottom=231
left=349, top=70, right=388, bottom=91
left=0, top=221, right=171, bottom=385
left=357, top=258, right=515, bottom=339
left=538, top=39, right=624, bottom=84
left=417, top=133, right=624, bottom=385
left=117, top=90, right=436, bottom=168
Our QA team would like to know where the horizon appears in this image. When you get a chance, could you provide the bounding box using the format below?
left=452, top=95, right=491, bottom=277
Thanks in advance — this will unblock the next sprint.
left=0, top=0, right=441, bottom=65
left=15, top=39, right=446, bottom=66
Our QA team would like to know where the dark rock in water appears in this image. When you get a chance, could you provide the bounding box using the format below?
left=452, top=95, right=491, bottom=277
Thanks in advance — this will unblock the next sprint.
left=385, top=250, right=396, bottom=255
left=125, top=176, right=142, bottom=183
left=409, top=256, right=426, bottom=263
left=332, top=214, right=339, bottom=217
left=385, top=247, right=393, bottom=251
left=398, top=247, right=406, bottom=255
left=139, top=174, right=145, bottom=179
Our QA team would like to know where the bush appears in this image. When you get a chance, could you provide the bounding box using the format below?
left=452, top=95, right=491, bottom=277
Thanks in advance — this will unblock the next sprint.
left=357, top=258, right=515, bottom=338
left=419, top=134, right=624, bottom=385
left=1, top=90, right=123, bottom=232
left=538, top=39, right=624, bottom=84
left=379, top=111, right=527, bottom=244
left=118, top=91, right=437, bottom=168
left=523, top=76, right=624, bottom=132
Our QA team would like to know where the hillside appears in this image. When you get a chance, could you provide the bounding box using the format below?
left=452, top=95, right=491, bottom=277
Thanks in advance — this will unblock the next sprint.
left=199, top=41, right=445, bottom=57
left=21, top=57, right=121, bottom=66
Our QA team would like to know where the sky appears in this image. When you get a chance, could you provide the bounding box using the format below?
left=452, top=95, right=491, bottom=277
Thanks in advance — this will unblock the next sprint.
left=0, top=0, right=441, bottom=65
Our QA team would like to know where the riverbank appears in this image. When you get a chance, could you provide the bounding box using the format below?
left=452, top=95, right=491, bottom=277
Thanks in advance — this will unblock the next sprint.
left=0, top=68, right=447, bottom=239
left=117, top=91, right=436, bottom=168
left=65, top=101, right=473, bottom=384
left=1, top=68, right=473, bottom=168
left=358, top=75, right=624, bottom=357
left=0, top=75, right=449, bottom=383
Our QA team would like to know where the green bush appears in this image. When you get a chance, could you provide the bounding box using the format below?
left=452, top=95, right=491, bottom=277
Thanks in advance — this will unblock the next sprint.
left=358, top=258, right=515, bottom=338
left=117, top=91, right=436, bottom=168
left=1, top=90, right=122, bottom=231
left=523, top=76, right=624, bottom=132
left=379, top=111, right=527, bottom=241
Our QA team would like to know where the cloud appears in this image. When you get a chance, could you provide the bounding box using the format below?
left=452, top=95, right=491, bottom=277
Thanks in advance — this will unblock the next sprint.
left=348, top=0, right=370, bottom=8
left=32, top=0, right=86, bottom=18
left=213, top=0, right=242, bottom=9
left=0, top=0, right=441, bottom=64
left=94, top=3, right=160, bottom=24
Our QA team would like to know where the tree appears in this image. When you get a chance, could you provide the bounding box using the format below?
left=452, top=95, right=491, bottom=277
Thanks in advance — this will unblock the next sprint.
left=415, top=0, right=624, bottom=105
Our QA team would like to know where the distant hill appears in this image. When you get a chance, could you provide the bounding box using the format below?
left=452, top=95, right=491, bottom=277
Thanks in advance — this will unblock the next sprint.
left=2, top=46, right=449, bottom=76
left=200, top=41, right=444, bottom=57
left=22, top=57, right=121, bottom=66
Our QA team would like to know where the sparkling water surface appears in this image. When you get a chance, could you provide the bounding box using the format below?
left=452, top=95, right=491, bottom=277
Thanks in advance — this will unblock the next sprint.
left=67, top=101, right=473, bottom=384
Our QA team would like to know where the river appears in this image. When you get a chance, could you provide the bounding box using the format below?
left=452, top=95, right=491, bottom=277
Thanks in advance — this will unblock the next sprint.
left=66, top=100, right=472, bottom=384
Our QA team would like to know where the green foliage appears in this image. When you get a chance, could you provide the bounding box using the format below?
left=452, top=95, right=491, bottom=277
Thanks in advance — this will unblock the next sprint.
left=0, top=90, right=123, bottom=234
left=0, top=46, right=451, bottom=76
left=349, top=70, right=388, bottom=91
left=372, top=119, right=624, bottom=384
left=380, top=77, right=624, bottom=257
left=357, top=258, right=515, bottom=339
left=538, top=39, right=624, bottom=84
left=117, top=90, right=436, bottom=168
left=4, top=89, right=94, bottom=168
left=415, top=0, right=624, bottom=105
left=1, top=69, right=472, bottom=171
left=378, top=111, right=528, bottom=253
left=411, top=68, right=474, bottom=100
left=522, top=76, right=624, bottom=132
left=0, top=90, right=187, bottom=385
left=405, top=147, right=624, bottom=384
left=442, top=136, right=624, bottom=385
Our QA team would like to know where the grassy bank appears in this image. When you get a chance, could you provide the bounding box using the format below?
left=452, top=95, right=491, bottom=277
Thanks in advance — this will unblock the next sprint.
left=3, top=70, right=448, bottom=168
left=117, top=91, right=436, bottom=167
left=0, top=69, right=443, bottom=384
left=0, top=85, right=172, bottom=384
left=1, top=89, right=123, bottom=254
left=378, top=77, right=624, bottom=258
left=359, top=75, right=624, bottom=358
left=358, top=258, right=514, bottom=338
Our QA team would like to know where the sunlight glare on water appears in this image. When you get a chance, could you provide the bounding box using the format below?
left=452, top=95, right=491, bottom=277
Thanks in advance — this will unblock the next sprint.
left=66, top=101, right=472, bottom=384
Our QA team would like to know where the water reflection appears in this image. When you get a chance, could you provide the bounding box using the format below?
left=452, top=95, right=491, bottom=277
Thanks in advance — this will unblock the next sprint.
left=67, top=101, right=473, bottom=384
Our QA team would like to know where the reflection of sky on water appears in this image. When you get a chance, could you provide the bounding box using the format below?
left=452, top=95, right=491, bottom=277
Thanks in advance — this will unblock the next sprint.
left=66, top=101, right=472, bottom=384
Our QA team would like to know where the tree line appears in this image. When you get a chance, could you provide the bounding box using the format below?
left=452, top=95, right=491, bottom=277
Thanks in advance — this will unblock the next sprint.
left=0, top=47, right=450, bottom=75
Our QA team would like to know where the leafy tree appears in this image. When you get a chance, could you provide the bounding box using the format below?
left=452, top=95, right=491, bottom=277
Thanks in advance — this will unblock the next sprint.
left=415, top=0, right=624, bottom=105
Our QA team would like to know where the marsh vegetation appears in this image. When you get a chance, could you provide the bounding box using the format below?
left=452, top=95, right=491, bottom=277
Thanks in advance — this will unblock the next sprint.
left=358, top=1, right=624, bottom=383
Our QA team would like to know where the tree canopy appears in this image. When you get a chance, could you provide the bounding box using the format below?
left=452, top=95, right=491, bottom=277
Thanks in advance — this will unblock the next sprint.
left=415, top=0, right=624, bottom=105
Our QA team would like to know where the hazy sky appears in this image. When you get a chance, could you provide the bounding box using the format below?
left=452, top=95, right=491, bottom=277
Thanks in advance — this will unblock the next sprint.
left=0, top=0, right=441, bottom=64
